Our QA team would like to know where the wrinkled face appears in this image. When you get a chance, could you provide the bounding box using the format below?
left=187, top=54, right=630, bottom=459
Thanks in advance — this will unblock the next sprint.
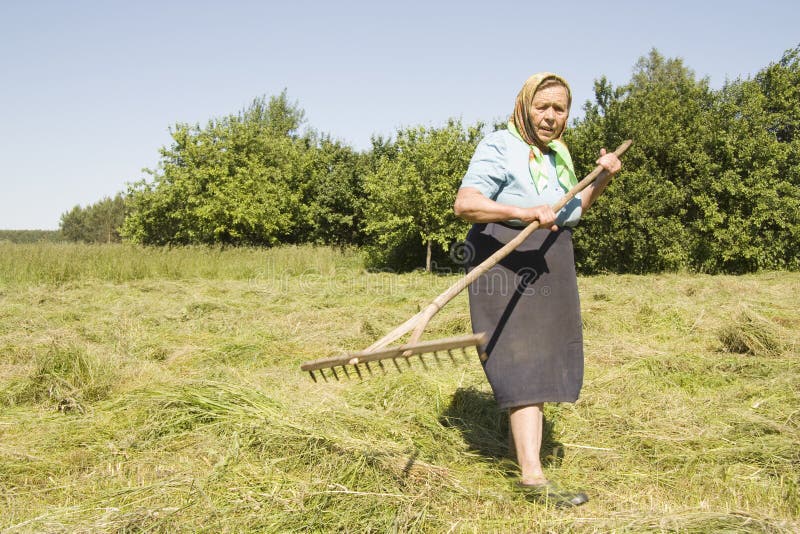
left=529, top=84, right=569, bottom=147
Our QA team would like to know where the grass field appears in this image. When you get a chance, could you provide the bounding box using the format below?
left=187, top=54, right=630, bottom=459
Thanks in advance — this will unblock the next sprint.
left=0, top=243, right=798, bottom=532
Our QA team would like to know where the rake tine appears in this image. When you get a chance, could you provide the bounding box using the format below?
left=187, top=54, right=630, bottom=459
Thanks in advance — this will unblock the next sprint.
left=300, top=333, right=489, bottom=381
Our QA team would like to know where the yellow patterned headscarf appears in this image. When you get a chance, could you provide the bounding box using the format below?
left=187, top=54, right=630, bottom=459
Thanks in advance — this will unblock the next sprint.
left=508, top=72, right=576, bottom=194
left=511, top=72, right=572, bottom=146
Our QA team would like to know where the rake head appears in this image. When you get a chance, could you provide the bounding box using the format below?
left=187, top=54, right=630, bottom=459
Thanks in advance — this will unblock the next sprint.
left=300, top=333, right=487, bottom=382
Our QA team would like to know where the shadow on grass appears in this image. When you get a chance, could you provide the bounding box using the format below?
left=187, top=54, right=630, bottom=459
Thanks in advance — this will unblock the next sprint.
left=440, top=387, right=564, bottom=475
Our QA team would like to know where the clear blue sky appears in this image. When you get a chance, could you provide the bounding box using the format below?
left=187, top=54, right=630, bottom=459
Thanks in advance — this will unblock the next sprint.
left=1, top=0, right=797, bottom=229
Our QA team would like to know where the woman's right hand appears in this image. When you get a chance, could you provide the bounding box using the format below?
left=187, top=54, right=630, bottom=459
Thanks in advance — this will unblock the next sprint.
left=515, top=204, right=559, bottom=230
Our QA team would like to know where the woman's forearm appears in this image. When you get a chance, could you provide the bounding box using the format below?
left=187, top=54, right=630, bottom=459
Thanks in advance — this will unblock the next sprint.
left=454, top=187, right=523, bottom=223
left=453, top=187, right=558, bottom=228
left=582, top=149, right=622, bottom=212
left=581, top=171, right=613, bottom=212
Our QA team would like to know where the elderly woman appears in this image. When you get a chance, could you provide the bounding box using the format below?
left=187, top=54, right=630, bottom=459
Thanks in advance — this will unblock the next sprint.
left=453, top=72, right=621, bottom=506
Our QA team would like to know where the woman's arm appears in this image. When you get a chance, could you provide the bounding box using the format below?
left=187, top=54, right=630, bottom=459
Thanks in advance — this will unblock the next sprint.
left=454, top=187, right=558, bottom=230
left=581, top=148, right=622, bottom=212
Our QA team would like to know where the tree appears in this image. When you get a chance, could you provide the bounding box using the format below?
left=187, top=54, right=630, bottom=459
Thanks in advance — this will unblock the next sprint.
left=567, top=46, right=800, bottom=273
left=697, top=44, right=800, bottom=271
left=363, top=119, right=483, bottom=272
left=294, top=134, right=368, bottom=246
left=567, top=49, right=714, bottom=273
left=60, top=194, right=127, bottom=243
left=122, top=93, right=307, bottom=245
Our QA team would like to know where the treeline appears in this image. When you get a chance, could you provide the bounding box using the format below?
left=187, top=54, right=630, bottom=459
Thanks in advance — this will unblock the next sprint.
left=121, top=91, right=479, bottom=272
left=0, top=230, right=63, bottom=244
left=61, top=46, right=800, bottom=273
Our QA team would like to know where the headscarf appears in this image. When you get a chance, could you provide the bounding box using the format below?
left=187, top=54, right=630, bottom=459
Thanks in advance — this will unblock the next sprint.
left=507, top=72, right=577, bottom=194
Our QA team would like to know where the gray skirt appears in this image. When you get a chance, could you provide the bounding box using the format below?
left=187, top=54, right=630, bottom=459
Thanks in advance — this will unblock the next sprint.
left=465, top=223, right=583, bottom=409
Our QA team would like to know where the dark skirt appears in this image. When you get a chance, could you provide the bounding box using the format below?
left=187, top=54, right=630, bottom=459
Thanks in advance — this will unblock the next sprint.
left=465, top=223, right=583, bottom=409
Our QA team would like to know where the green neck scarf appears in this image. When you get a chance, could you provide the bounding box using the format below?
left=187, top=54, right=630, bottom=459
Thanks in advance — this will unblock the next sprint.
left=507, top=120, right=577, bottom=194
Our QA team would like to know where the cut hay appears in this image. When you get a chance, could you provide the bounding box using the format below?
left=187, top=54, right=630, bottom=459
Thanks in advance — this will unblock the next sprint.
left=717, top=307, right=784, bottom=357
left=0, top=247, right=798, bottom=532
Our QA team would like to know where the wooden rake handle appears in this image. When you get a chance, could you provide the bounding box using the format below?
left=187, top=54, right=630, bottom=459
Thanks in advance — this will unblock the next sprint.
left=368, top=139, right=633, bottom=352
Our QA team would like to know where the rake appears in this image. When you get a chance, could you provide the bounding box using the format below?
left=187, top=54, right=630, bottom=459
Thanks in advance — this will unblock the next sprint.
left=301, top=139, right=633, bottom=381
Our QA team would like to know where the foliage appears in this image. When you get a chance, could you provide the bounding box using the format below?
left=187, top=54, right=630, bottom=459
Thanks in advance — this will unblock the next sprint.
left=121, top=93, right=307, bottom=246
left=363, top=119, right=482, bottom=271
left=567, top=46, right=800, bottom=273
left=121, top=92, right=370, bottom=249
left=698, top=44, right=800, bottom=272
left=294, top=135, right=369, bottom=246
left=59, top=193, right=127, bottom=243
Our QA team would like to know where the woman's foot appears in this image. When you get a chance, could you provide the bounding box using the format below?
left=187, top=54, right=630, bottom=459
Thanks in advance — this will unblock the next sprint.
left=517, top=480, right=589, bottom=508
left=519, top=476, right=549, bottom=486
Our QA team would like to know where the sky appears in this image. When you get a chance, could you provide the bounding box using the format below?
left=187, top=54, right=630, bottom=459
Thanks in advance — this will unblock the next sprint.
left=1, top=0, right=797, bottom=230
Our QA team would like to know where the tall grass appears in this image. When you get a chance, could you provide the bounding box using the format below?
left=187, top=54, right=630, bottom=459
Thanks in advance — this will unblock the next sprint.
left=0, top=242, right=362, bottom=285
left=0, top=244, right=798, bottom=532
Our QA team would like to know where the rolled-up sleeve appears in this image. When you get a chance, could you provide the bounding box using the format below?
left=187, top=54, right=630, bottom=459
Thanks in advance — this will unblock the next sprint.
left=459, top=133, right=508, bottom=200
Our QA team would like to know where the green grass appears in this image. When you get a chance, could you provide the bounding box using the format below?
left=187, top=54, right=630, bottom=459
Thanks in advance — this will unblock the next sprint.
left=0, top=244, right=798, bottom=532
left=0, top=242, right=362, bottom=285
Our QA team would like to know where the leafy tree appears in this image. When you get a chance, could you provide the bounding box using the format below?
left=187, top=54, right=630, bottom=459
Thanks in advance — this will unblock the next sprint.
left=697, top=44, right=800, bottom=271
left=294, top=134, right=368, bottom=246
left=60, top=194, right=127, bottom=243
left=60, top=206, right=88, bottom=242
left=363, top=119, right=483, bottom=271
left=567, top=49, right=713, bottom=272
left=122, top=93, right=306, bottom=245
left=756, top=44, right=800, bottom=144
left=567, top=46, right=800, bottom=273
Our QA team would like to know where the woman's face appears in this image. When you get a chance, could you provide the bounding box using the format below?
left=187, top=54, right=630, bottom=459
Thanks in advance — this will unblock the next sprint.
left=529, top=84, right=569, bottom=147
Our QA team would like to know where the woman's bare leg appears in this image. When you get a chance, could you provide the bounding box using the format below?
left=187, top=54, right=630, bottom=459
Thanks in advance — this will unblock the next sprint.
left=509, top=403, right=546, bottom=485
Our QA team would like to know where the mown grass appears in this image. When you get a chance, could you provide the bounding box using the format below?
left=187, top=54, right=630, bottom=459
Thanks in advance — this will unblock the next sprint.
left=0, top=243, right=798, bottom=532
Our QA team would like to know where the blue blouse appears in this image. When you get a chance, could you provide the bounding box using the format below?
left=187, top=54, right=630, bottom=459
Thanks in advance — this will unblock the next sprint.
left=459, top=129, right=583, bottom=227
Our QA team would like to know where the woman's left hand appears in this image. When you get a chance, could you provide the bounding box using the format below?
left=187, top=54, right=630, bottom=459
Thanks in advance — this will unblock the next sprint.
left=596, top=148, right=622, bottom=176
